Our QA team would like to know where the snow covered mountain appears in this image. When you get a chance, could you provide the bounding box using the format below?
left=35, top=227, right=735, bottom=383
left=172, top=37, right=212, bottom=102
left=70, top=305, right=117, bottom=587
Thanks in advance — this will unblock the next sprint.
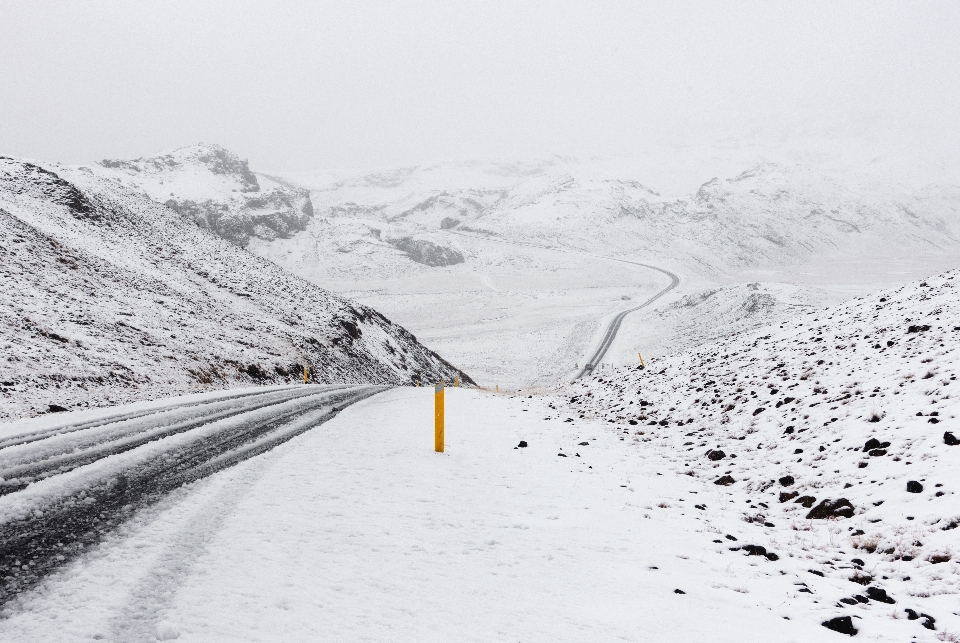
left=77, top=147, right=960, bottom=388
left=567, top=269, right=960, bottom=635
left=95, top=144, right=312, bottom=247
left=274, top=158, right=960, bottom=275
left=245, top=156, right=960, bottom=385
left=0, top=156, right=472, bottom=421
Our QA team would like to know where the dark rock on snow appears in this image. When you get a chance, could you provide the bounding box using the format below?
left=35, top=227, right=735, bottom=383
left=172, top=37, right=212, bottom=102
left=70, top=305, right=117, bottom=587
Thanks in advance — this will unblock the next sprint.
left=806, top=498, right=855, bottom=519
left=906, top=480, right=923, bottom=493
left=865, top=586, right=895, bottom=604
left=822, top=616, right=858, bottom=636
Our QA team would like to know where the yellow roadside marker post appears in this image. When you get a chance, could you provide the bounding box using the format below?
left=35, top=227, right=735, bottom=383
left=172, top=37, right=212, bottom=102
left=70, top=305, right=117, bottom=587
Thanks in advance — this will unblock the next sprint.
left=435, top=382, right=445, bottom=453
left=455, top=375, right=459, bottom=388
left=638, top=353, right=645, bottom=369
left=303, top=366, right=309, bottom=383
left=495, top=384, right=499, bottom=393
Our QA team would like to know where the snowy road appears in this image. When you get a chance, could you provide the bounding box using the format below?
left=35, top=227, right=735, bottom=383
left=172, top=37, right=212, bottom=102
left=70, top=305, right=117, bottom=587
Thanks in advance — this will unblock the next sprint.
left=0, top=384, right=386, bottom=605
left=0, top=388, right=826, bottom=642
left=444, top=229, right=680, bottom=379
left=572, top=258, right=679, bottom=378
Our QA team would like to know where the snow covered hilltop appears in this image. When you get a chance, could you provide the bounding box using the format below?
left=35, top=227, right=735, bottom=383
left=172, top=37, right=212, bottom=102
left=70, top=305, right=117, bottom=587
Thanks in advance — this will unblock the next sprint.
left=97, top=144, right=313, bottom=247
left=0, top=155, right=472, bottom=421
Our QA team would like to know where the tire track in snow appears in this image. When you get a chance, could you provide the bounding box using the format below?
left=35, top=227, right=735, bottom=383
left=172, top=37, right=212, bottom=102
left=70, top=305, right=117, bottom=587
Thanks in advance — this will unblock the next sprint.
left=0, top=386, right=355, bottom=494
left=106, top=453, right=278, bottom=642
left=0, top=384, right=387, bottom=606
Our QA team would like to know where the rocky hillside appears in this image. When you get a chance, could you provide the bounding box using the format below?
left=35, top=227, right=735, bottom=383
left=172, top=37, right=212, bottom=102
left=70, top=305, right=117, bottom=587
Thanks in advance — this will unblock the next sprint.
left=566, top=270, right=960, bottom=636
left=95, top=144, right=312, bottom=246
left=0, top=156, right=472, bottom=421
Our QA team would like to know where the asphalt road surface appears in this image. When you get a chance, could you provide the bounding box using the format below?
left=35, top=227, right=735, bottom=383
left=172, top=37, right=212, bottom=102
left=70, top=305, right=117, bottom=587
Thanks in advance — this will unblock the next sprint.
left=0, top=384, right=387, bottom=605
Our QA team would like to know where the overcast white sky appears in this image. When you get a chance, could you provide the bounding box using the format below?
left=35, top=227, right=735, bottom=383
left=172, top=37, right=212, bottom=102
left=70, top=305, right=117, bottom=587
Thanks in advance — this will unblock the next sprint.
left=1, top=1, right=958, bottom=173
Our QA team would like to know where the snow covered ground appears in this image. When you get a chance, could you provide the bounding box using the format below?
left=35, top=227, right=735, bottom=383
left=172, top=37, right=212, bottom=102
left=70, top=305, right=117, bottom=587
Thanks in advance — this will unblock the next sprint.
left=567, top=269, right=960, bottom=639
left=0, top=387, right=861, bottom=642
left=4, top=352, right=956, bottom=640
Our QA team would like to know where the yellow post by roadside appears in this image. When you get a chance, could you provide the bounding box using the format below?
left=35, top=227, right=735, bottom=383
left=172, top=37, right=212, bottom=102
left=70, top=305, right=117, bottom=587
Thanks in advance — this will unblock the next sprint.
left=638, top=353, right=645, bottom=369
left=455, top=375, right=459, bottom=387
left=303, top=366, right=309, bottom=383
left=435, top=382, right=444, bottom=452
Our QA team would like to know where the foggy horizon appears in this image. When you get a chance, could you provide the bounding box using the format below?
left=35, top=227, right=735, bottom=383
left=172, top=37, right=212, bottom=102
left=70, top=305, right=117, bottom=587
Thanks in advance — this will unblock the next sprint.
left=2, top=1, right=959, bottom=177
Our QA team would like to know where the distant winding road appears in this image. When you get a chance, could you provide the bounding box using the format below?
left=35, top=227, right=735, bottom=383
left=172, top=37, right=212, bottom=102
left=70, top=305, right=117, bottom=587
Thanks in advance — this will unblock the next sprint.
left=571, top=258, right=679, bottom=379
left=443, top=230, right=680, bottom=380
left=0, top=384, right=386, bottom=605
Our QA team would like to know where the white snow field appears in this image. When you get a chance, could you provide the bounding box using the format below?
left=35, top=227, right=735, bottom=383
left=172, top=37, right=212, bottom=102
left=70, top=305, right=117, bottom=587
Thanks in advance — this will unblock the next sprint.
left=0, top=388, right=832, bottom=643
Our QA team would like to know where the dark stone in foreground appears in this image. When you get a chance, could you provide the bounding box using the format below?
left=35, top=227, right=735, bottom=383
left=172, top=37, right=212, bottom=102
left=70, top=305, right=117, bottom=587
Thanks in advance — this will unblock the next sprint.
left=706, top=449, right=725, bottom=461
left=907, top=480, right=923, bottom=493
left=822, top=616, right=858, bottom=636
left=517, top=441, right=527, bottom=448
left=779, top=475, right=794, bottom=486
left=944, top=432, right=959, bottom=446
left=866, top=586, right=895, bottom=604
left=674, top=588, right=685, bottom=594
left=714, top=475, right=735, bottom=486
left=47, top=404, right=69, bottom=413
left=806, top=498, right=855, bottom=519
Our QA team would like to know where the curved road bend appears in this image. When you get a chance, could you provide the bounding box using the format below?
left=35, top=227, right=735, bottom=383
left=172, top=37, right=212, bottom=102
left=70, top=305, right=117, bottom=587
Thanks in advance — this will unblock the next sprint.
left=0, top=384, right=387, bottom=605
left=443, top=230, right=680, bottom=380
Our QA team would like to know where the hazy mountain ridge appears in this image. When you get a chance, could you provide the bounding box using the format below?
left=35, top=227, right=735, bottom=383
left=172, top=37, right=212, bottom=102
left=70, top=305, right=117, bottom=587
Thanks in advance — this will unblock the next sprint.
left=0, top=156, right=471, bottom=420
left=270, top=158, right=960, bottom=278
left=93, top=144, right=313, bottom=246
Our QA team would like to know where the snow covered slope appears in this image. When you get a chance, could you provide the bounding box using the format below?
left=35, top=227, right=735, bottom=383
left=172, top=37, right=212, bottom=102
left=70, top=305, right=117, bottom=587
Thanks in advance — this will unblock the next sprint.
left=567, top=270, right=960, bottom=634
left=0, top=157, right=471, bottom=420
left=94, top=144, right=312, bottom=246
